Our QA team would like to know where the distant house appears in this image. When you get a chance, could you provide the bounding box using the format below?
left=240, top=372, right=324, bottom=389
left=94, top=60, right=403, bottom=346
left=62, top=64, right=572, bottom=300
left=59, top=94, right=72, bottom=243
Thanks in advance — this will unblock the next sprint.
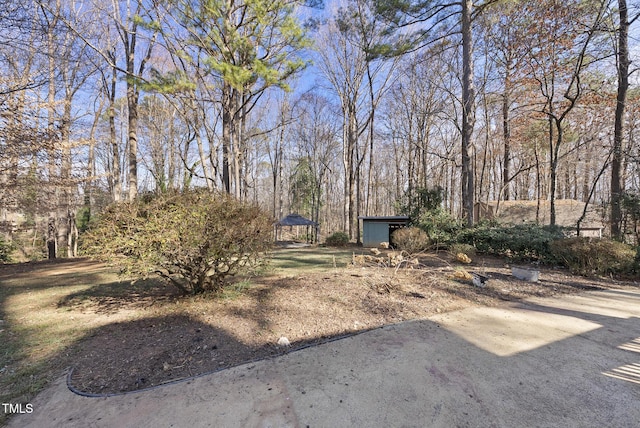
left=358, top=216, right=410, bottom=247
left=474, top=199, right=605, bottom=237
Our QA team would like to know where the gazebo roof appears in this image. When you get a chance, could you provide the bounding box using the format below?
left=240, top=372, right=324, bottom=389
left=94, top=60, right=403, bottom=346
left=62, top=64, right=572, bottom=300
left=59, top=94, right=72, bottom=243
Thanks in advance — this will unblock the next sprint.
left=276, top=214, right=318, bottom=227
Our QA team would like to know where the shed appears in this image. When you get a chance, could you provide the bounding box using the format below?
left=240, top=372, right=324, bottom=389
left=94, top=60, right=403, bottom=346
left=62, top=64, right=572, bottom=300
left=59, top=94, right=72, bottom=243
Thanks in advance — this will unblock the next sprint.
left=359, top=216, right=410, bottom=247
left=275, top=214, right=319, bottom=243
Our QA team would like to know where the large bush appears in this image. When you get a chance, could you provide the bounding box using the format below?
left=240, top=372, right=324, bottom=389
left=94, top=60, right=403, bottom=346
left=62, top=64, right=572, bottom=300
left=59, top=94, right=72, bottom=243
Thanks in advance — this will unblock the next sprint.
left=325, top=231, right=349, bottom=247
left=81, top=190, right=273, bottom=295
left=457, top=224, right=566, bottom=262
left=391, top=227, right=430, bottom=253
left=550, top=237, right=636, bottom=276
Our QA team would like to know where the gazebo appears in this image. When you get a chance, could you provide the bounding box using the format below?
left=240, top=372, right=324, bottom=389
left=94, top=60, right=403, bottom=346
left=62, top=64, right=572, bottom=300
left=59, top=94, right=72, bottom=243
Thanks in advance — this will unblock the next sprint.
left=274, top=214, right=319, bottom=243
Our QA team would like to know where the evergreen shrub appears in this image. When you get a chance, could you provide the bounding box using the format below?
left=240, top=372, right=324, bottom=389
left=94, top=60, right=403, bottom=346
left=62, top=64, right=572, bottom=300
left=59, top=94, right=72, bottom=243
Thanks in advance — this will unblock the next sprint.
left=0, top=237, right=14, bottom=263
left=457, top=224, right=566, bottom=262
left=325, top=232, right=349, bottom=247
left=550, top=237, right=636, bottom=276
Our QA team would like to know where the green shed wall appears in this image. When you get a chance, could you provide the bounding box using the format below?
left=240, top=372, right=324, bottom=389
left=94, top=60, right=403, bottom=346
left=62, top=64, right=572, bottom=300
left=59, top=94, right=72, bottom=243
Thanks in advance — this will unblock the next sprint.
left=362, top=222, right=390, bottom=247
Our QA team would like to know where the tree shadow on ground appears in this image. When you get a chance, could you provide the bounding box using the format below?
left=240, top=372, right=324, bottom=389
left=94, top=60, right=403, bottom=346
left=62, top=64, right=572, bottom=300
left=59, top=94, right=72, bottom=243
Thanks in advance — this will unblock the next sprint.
left=67, top=305, right=369, bottom=396
left=62, top=270, right=371, bottom=396
left=57, top=277, right=181, bottom=314
left=67, top=314, right=270, bottom=395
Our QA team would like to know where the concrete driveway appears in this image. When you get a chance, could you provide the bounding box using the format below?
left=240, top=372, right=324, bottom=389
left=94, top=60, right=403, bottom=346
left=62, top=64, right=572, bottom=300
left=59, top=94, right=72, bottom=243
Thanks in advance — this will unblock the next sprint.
left=9, top=288, right=640, bottom=428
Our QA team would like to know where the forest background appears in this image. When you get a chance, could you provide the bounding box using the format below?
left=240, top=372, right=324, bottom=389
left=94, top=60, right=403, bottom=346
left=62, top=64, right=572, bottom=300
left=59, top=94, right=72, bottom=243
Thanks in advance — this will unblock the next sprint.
left=1, top=0, right=640, bottom=259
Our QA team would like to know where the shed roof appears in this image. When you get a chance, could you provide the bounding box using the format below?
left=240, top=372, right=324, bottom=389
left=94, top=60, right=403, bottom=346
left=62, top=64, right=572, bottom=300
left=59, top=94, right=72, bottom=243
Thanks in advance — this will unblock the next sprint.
left=358, top=216, right=410, bottom=222
left=276, top=214, right=318, bottom=227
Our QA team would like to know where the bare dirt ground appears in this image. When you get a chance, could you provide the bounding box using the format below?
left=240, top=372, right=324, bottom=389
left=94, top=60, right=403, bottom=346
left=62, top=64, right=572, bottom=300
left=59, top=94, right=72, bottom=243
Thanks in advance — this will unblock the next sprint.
left=2, top=247, right=637, bottom=401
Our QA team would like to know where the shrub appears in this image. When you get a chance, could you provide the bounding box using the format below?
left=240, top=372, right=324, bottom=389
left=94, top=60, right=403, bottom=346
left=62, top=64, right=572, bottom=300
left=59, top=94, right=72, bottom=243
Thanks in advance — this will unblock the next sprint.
left=457, top=224, right=566, bottom=262
left=81, top=189, right=273, bottom=295
left=391, top=227, right=430, bottom=253
left=550, top=237, right=636, bottom=276
left=325, top=232, right=349, bottom=247
left=0, top=237, right=14, bottom=263
left=414, top=209, right=461, bottom=247
left=396, top=186, right=461, bottom=247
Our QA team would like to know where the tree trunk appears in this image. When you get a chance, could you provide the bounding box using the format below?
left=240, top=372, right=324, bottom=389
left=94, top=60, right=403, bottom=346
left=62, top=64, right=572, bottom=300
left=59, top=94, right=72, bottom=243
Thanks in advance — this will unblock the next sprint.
left=234, top=92, right=246, bottom=201
left=478, top=89, right=490, bottom=203
left=535, top=140, right=541, bottom=223
left=47, top=218, right=56, bottom=259
left=242, top=93, right=251, bottom=202
left=342, top=105, right=357, bottom=238
left=46, top=6, right=58, bottom=259
left=84, top=100, right=100, bottom=232
left=549, top=115, right=557, bottom=226
left=222, top=83, right=236, bottom=194
left=502, top=72, right=511, bottom=201
left=68, top=211, right=78, bottom=258
left=108, top=53, right=121, bottom=202
left=120, top=2, right=156, bottom=201
left=347, top=105, right=358, bottom=240
left=127, top=77, right=139, bottom=201
left=461, top=0, right=475, bottom=226
left=582, top=144, right=592, bottom=201
left=611, top=0, right=629, bottom=240
left=272, top=103, right=286, bottom=219
left=365, top=64, right=376, bottom=217
left=58, top=98, right=72, bottom=257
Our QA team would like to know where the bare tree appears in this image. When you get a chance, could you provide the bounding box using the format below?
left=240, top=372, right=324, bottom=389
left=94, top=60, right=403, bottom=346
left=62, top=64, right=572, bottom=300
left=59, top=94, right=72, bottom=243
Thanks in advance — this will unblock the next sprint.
left=373, top=0, right=501, bottom=225
left=315, top=9, right=369, bottom=239
left=522, top=0, right=607, bottom=226
left=294, top=92, right=340, bottom=240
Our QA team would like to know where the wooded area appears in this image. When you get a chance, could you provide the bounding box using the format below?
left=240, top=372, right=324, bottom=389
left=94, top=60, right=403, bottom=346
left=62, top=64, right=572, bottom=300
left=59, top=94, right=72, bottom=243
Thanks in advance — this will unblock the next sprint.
left=1, top=0, right=639, bottom=258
